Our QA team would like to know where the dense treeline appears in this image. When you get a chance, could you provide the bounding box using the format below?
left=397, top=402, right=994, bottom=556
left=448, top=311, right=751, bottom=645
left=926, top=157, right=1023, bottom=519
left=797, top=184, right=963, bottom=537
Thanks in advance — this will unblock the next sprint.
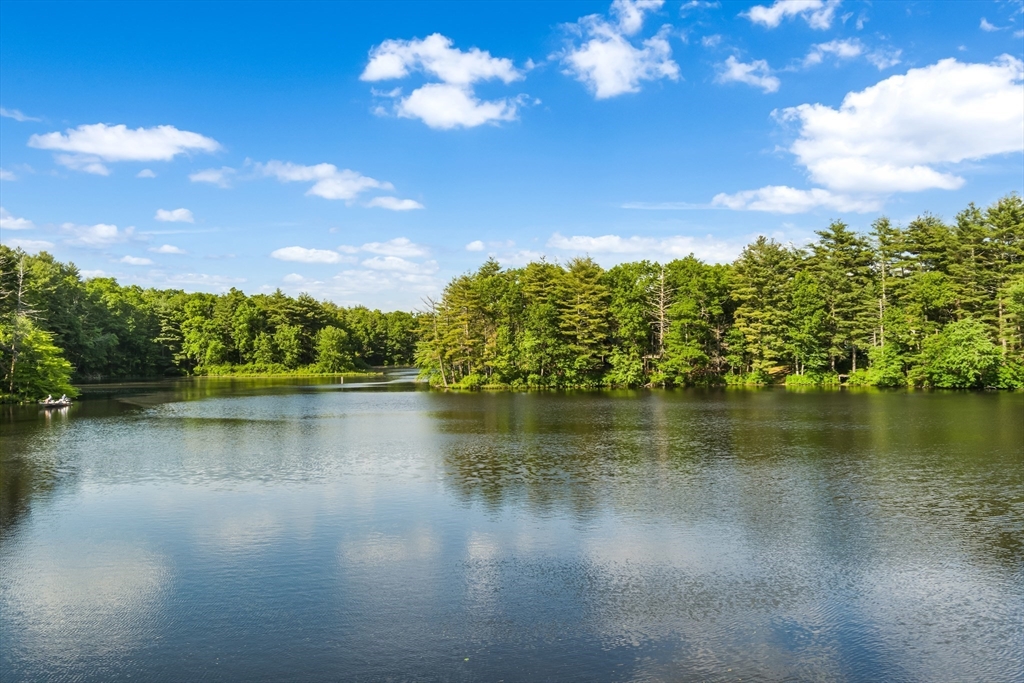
left=417, top=195, right=1024, bottom=390
left=0, top=245, right=418, bottom=401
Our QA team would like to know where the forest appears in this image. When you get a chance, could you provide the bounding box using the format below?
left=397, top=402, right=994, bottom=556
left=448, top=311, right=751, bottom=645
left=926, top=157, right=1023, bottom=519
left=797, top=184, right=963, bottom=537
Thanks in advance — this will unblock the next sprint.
left=0, top=245, right=418, bottom=402
left=2, top=194, right=1021, bottom=401
left=416, top=194, right=1024, bottom=390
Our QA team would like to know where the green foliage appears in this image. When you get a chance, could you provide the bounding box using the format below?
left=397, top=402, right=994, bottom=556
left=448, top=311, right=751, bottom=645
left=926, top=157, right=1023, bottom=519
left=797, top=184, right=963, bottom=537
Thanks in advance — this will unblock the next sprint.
left=314, top=326, right=355, bottom=373
left=0, top=317, right=77, bottom=401
left=419, top=194, right=1021, bottom=390
left=1, top=193, right=1020, bottom=397
left=919, top=319, right=1001, bottom=388
left=0, top=245, right=420, bottom=400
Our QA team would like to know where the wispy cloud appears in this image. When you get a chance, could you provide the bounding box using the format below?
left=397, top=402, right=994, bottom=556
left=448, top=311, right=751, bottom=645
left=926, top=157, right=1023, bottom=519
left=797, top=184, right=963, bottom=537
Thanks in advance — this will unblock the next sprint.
left=0, top=107, right=41, bottom=122
left=119, top=255, right=153, bottom=266
left=716, top=56, right=780, bottom=92
left=189, top=166, right=235, bottom=188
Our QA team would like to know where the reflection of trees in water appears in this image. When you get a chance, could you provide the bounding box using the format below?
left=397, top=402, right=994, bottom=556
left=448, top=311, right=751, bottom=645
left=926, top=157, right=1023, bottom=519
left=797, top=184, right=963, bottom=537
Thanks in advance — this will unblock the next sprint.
left=0, top=408, right=74, bottom=539
left=435, top=390, right=1024, bottom=569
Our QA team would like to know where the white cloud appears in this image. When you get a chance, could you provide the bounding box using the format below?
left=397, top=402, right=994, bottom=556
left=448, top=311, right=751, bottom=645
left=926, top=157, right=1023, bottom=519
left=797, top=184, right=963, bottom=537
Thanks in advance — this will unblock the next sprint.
left=701, top=34, right=722, bottom=48
left=189, top=166, right=235, bottom=188
left=119, top=255, right=153, bottom=265
left=547, top=232, right=741, bottom=263
left=365, top=196, right=424, bottom=211
left=611, top=0, right=665, bottom=35
left=270, top=246, right=345, bottom=264
left=716, top=56, right=780, bottom=93
left=0, top=207, right=35, bottom=230
left=466, top=240, right=485, bottom=251
left=779, top=55, right=1024, bottom=193
left=980, top=18, right=1001, bottom=32
left=743, top=0, right=841, bottom=30
left=79, top=269, right=106, bottom=278
left=2, top=238, right=54, bottom=251
left=0, top=107, right=40, bottom=122
left=362, top=33, right=525, bottom=129
left=28, top=123, right=220, bottom=174
left=358, top=237, right=429, bottom=257
left=366, top=196, right=421, bottom=209
left=61, top=222, right=133, bottom=247
left=256, top=160, right=392, bottom=201
left=136, top=168, right=156, bottom=178
left=149, top=244, right=186, bottom=254
left=680, top=0, right=720, bottom=13
left=561, top=1, right=679, bottom=99
left=396, top=83, right=519, bottom=129
left=362, top=32, right=521, bottom=85
left=361, top=255, right=438, bottom=274
left=155, top=208, right=195, bottom=223
left=803, top=38, right=863, bottom=67
left=0, top=169, right=15, bottom=181
left=55, top=154, right=110, bottom=175
left=866, top=48, right=902, bottom=70
left=710, top=186, right=882, bottom=213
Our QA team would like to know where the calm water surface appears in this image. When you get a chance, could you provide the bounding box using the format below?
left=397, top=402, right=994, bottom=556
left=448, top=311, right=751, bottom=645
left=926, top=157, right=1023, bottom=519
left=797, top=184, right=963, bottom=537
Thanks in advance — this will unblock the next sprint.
left=1, top=373, right=1021, bottom=682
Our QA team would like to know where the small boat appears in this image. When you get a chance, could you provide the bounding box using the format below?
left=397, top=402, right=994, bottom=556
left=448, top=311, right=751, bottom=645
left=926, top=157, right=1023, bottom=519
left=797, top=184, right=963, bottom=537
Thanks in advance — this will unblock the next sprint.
left=39, top=399, right=72, bottom=408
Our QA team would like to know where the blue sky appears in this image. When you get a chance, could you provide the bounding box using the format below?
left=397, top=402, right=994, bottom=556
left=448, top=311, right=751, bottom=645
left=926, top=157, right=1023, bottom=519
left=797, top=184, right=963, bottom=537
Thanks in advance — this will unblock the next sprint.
left=1, top=0, right=1022, bottom=310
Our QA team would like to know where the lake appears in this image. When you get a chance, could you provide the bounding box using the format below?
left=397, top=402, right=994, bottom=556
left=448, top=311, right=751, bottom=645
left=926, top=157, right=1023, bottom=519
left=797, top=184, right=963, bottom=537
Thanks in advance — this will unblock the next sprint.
left=1, top=373, right=1021, bottom=682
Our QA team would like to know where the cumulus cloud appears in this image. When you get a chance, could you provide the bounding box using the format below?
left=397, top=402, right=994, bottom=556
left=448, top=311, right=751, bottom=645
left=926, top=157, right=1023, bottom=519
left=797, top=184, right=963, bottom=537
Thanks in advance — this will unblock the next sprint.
left=395, top=83, right=519, bottom=129
left=547, top=232, right=741, bottom=263
left=365, top=196, right=425, bottom=211
left=779, top=55, right=1024, bottom=194
left=149, top=244, right=186, bottom=254
left=61, top=222, right=133, bottom=247
left=466, top=240, right=485, bottom=251
left=362, top=32, right=521, bottom=84
left=119, top=255, right=153, bottom=266
left=136, top=168, right=157, bottom=178
left=189, top=166, right=235, bottom=188
left=270, top=246, right=346, bottom=264
left=561, top=0, right=680, bottom=99
left=256, top=160, right=393, bottom=201
left=711, top=56, right=1024, bottom=213
left=0, top=207, right=35, bottom=230
left=0, top=107, right=40, bottom=122
left=28, top=123, right=220, bottom=174
left=710, top=186, right=882, bottom=213
left=743, top=0, right=841, bottom=30
left=980, top=18, right=1001, bottom=32
left=716, top=56, right=780, bottom=92
left=362, top=33, right=525, bottom=129
left=155, top=208, right=194, bottom=223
